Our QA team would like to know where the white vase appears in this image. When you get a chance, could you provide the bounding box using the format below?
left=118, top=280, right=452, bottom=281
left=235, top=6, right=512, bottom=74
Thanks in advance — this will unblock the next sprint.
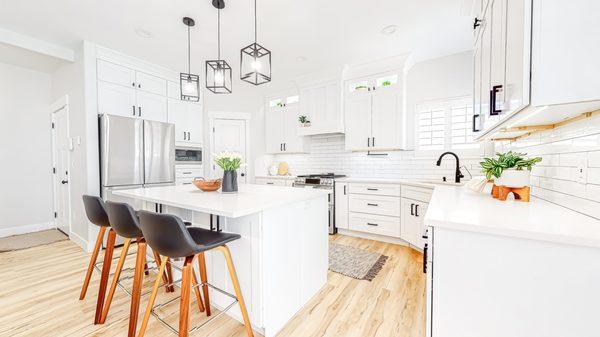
left=496, top=169, right=530, bottom=188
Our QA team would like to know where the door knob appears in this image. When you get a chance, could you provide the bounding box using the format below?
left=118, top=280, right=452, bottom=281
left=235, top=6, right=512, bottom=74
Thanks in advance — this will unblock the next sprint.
left=241, top=173, right=246, bottom=177
left=61, top=180, right=68, bottom=184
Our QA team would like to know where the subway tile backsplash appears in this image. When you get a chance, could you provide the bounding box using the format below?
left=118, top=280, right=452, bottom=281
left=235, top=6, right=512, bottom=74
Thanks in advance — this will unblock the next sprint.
left=498, top=113, right=600, bottom=220
left=272, top=134, right=484, bottom=181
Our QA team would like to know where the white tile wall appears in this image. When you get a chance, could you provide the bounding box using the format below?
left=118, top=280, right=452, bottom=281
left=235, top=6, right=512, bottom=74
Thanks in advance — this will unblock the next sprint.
left=272, top=134, right=483, bottom=181
left=498, top=113, right=600, bottom=219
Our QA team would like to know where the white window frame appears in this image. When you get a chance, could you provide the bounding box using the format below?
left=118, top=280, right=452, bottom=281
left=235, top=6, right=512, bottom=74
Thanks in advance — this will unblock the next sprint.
left=414, top=96, right=483, bottom=158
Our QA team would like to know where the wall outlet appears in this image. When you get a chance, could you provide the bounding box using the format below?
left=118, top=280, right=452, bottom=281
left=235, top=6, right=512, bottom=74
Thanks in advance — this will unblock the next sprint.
left=577, top=166, right=588, bottom=184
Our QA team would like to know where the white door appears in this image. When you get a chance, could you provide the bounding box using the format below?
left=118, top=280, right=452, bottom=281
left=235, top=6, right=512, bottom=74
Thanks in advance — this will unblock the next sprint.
left=97, top=81, right=137, bottom=118
left=137, top=91, right=167, bottom=122
left=211, top=119, right=248, bottom=183
left=344, top=93, right=372, bottom=151
left=265, top=107, right=285, bottom=154
left=371, top=89, right=401, bottom=150
left=51, top=105, right=71, bottom=236
left=282, top=105, right=304, bottom=153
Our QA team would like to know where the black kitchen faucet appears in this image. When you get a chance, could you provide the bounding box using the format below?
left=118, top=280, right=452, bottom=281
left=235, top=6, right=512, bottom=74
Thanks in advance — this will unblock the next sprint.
left=436, top=152, right=464, bottom=183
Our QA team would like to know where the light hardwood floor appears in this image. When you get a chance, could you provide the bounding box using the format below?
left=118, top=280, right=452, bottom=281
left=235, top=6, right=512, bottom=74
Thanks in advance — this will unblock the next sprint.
left=0, top=235, right=425, bottom=337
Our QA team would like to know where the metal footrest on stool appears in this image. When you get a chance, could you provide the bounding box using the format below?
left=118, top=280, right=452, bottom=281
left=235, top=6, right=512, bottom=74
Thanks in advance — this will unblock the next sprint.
left=151, top=281, right=238, bottom=335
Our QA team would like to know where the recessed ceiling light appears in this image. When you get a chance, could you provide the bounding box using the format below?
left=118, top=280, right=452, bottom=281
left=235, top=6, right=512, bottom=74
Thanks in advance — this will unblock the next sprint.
left=297, top=56, right=308, bottom=62
left=381, top=25, right=398, bottom=35
left=135, top=29, right=153, bottom=39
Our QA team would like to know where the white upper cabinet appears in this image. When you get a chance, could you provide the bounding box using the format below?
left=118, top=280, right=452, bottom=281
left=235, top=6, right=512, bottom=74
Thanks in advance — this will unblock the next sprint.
left=97, top=59, right=136, bottom=88
left=135, top=71, right=166, bottom=96
left=264, top=95, right=308, bottom=154
left=168, top=99, right=203, bottom=147
left=136, top=91, right=167, bottom=122
left=474, top=0, right=600, bottom=141
left=298, top=80, right=343, bottom=135
left=97, top=81, right=136, bottom=118
left=344, top=73, right=403, bottom=151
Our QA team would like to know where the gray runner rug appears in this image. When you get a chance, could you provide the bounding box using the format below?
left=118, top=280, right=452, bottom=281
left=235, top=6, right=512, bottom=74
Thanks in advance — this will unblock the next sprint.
left=329, top=242, right=389, bottom=281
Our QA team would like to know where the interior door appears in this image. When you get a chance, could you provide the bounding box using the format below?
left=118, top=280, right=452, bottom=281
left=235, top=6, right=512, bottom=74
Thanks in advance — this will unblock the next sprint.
left=211, top=119, right=248, bottom=183
left=137, top=91, right=167, bottom=122
left=265, top=107, right=284, bottom=154
left=97, top=81, right=136, bottom=118
left=51, top=105, right=71, bottom=236
left=371, top=89, right=401, bottom=149
left=282, top=105, right=303, bottom=152
left=344, top=93, right=372, bottom=150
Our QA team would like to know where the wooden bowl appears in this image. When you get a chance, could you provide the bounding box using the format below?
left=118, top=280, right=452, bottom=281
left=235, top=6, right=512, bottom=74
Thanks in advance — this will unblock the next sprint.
left=192, top=178, right=222, bottom=192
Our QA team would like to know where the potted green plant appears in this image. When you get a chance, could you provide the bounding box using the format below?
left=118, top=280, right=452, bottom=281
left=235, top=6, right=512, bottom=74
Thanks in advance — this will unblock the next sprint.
left=214, top=151, right=246, bottom=193
left=480, top=151, right=542, bottom=188
left=298, top=115, right=311, bottom=127
left=381, top=80, right=392, bottom=87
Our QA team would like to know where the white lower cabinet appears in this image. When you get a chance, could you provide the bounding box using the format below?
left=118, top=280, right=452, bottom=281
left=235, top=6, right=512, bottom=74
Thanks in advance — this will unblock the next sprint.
left=175, top=165, right=203, bottom=185
left=334, top=182, right=349, bottom=229
left=255, top=177, right=294, bottom=187
left=348, top=212, right=401, bottom=237
left=401, top=198, right=428, bottom=248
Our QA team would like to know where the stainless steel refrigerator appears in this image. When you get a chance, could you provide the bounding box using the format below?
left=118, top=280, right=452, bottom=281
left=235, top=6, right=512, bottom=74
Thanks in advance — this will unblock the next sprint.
left=100, top=114, right=175, bottom=204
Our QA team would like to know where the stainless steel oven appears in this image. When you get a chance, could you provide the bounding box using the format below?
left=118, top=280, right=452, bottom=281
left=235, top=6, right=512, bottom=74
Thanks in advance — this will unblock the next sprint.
left=175, top=147, right=202, bottom=164
left=294, top=173, right=345, bottom=235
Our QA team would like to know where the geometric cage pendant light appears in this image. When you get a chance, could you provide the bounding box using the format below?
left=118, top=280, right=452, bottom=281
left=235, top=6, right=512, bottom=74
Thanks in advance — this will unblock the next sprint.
left=180, top=17, right=200, bottom=102
left=206, top=0, right=233, bottom=94
left=240, top=0, right=271, bottom=85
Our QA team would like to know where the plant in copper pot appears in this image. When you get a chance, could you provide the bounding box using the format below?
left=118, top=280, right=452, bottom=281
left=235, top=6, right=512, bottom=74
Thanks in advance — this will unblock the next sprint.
left=480, top=151, right=542, bottom=188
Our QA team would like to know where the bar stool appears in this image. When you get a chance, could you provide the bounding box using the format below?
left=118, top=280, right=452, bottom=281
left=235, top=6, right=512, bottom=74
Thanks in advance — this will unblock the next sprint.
left=136, top=211, right=254, bottom=337
left=101, top=201, right=205, bottom=337
left=80, top=195, right=121, bottom=325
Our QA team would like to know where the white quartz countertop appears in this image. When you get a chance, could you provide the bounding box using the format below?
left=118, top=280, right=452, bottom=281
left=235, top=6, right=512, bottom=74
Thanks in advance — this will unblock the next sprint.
left=425, top=185, right=600, bottom=248
left=114, top=184, right=329, bottom=218
left=335, top=177, right=459, bottom=189
left=255, top=175, right=296, bottom=180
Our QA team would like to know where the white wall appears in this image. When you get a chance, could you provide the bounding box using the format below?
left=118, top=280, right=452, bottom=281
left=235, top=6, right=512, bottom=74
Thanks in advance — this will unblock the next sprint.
left=0, top=62, right=54, bottom=236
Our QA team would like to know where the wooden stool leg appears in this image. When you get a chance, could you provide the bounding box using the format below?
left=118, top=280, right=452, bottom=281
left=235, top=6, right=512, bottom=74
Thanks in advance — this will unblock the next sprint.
left=94, top=229, right=116, bottom=324
left=79, top=227, right=106, bottom=300
left=178, top=256, right=194, bottom=337
left=216, top=246, right=254, bottom=337
left=100, top=238, right=132, bottom=324
left=165, top=258, right=176, bottom=292
left=128, top=239, right=147, bottom=337
left=152, top=251, right=172, bottom=293
left=137, top=255, right=168, bottom=337
left=191, top=267, right=206, bottom=313
left=198, top=252, right=211, bottom=316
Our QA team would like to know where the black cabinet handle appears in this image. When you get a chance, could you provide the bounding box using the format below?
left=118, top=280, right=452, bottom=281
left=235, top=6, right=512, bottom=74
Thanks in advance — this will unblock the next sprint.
left=366, top=188, right=379, bottom=191
left=410, top=203, right=414, bottom=216
left=266, top=182, right=274, bottom=185
left=367, top=203, right=378, bottom=207
left=490, top=85, right=502, bottom=116
left=138, top=106, right=142, bottom=117
left=472, top=114, right=481, bottom=132
left=284, top=143, right=286, bottom=151
left=367, top=137, right=371, bottom=147
left=473, top=17, right=481, bottom=30
left=343, top=185, right=347, bottom=195
left=415, top=204, right=420, bottom=217
left=138, top=84, right=141, bottom=88
left=372, top=137, right=375, bottom=147
left=367, top=223, right=379, bottom=227
left=423, top=243, right=428, bottom=274
left=132, top=105, right=136, bottom=116
left=132, top=82, right=135, bottom=87
left=61, top=180, right=68, bottom=184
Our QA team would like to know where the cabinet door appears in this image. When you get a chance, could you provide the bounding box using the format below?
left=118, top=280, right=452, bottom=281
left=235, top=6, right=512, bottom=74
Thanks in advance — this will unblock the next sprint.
left=344, top=93, right=372, bottom=151
left=136, top=91, right=167, bottom=122
left=97, top=81, right=137, bottom=118
left=97, top=59, right=136, bottom=88
left=282, top=105, right=306, bottom=153
left=371, top=89, right=401, bottom=150
left=334, top=183, right=349, bottom=230
left=187, top=103, right=203, bottom=146
left=473, top=35, right=483, bottom=133
left=480, top=9, right=496, bottom=130
left=489, top=0, right=506, bottom=115
left=167, top=99, right=188, bottom=143
left=503, top=0, right=530, bottom=116
left=135, top=71, right=167, bottom=96
left=401, top=198, right=428, bottom=248
left=265, top=107, right=285, bottom=154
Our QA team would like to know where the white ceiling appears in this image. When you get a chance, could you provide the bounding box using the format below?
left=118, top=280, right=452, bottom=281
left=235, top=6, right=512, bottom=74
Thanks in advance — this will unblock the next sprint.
left=0, top=0, right=473, bottom=85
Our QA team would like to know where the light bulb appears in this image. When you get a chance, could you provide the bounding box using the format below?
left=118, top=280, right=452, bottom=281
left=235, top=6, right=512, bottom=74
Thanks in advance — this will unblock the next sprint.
left=214, top=70, right=224, bottom=86
left=183, top=80, right=196, bottom=95
left=251, top=59, right=262, bottom=71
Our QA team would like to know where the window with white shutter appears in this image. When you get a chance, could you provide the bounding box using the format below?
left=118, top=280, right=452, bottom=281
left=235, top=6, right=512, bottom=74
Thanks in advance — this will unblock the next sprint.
left=415, top=96, right=482, bottom=156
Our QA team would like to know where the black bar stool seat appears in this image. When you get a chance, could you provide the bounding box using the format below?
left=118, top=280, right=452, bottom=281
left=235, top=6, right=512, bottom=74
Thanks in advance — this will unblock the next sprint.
left=187, top=228, right=240, bottom=255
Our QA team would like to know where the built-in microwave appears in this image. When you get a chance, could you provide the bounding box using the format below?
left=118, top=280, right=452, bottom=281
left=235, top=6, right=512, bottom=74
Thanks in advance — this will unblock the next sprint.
left=175, top=147, right=202, bottom=164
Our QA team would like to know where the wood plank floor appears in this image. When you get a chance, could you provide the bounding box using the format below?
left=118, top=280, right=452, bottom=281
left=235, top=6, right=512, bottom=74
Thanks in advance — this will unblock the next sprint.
left=0, top=234, right=425, bottom=337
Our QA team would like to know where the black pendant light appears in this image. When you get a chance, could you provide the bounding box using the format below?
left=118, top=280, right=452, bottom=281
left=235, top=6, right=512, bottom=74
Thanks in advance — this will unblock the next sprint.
left=240, top=0, right=271, bottom=85
left=206, top=0, right=232, bottom=94
left=180, top=17, right=200, bottom=102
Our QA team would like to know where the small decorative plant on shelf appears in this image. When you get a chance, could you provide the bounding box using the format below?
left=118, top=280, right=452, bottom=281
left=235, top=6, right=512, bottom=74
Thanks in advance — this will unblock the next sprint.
left=480, top=151, right=542, bottom=202
left=298, top=115, right=311, bottom=127
left=214, top=151, right=246, bottom=193
left=354, top=85, right=368, bottom=91
left=381, top=80, right=392, bottom=87
left=276, top=102, right=285, bottom=107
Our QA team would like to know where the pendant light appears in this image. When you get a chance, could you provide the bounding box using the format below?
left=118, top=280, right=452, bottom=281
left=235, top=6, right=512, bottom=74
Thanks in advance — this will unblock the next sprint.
left=180, top=17, right=200, bottom=102
left=240, top=0, right=271, bottom=85
left=206, top=0, right=232, bottom=94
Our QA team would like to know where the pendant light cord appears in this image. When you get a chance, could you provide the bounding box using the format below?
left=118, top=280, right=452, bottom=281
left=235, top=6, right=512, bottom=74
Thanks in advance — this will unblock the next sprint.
left=187, top=24, right=191, bottom=74
left=254, top=0, right=257, bottom=43
left=217, top=8, right=221, bottom=61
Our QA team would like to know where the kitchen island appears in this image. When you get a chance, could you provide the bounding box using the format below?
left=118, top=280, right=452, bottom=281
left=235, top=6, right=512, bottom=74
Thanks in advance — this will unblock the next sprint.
left=115, top=184, right=330, bottom=337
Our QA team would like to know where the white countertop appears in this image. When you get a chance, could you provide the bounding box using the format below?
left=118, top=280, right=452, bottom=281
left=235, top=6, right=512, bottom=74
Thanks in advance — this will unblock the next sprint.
left=255, top=175, right=296, bottom=180
left=425, top=185, right=600, bottom=248
left=335, top=177, right=460, bottom=189
left=114, top=184, right=329, bottom=218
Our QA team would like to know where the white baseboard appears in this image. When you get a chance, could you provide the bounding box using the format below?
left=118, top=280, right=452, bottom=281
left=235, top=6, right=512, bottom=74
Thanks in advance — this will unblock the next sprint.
left=337, top=228, right=410, bottom=246
left=69, top=231, right=88, bottom=252
left=0, top=222, right=55, bottom=238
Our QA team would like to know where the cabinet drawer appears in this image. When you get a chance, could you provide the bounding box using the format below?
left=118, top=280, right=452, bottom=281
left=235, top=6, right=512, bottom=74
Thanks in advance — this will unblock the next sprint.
left=176, top=167, right=203, bottom=178
left=348, top=212, right=401, bottom=237
left=256, top=178, right=286, bottom=186
left=349, top=194, right=400, bottom=217
left=402, top=185, right=433, bottom=203
left=348, top=183, right=401, bottom=196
